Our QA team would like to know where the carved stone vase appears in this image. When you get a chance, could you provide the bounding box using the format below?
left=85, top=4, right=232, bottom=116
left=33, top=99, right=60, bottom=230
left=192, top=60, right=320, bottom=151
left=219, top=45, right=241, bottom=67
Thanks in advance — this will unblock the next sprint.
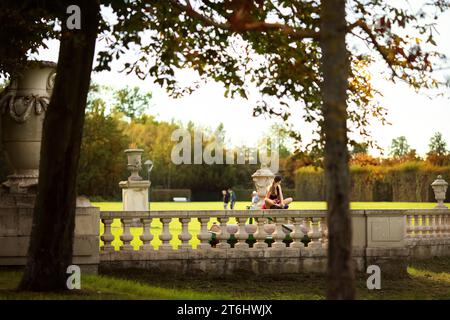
left=0, top=61, right=56, bottom=193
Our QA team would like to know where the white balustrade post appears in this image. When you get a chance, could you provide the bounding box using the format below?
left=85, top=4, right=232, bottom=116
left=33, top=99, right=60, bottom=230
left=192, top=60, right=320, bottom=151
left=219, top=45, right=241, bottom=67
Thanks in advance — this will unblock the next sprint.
left=435, top=214, right=442, bottom=241
left=120, top=218, right=134, bottom=251
left=217, top=217, right=230, bottom=249
left=253, top=218, right=268, bottom=249
left=444, top=214, right=450, bottom=241
left=440, top=214, right=446, bottom=241
left=178, top=218, right=192, bottom=250
left=101, top=218, right=115, bottom=251
left=416, top=214, right=423, bottom=241
left=430, top=214, right=438, bottom=241
left=289, top=217, right=305, bottom=249
left=271, top=218, right=286, bottom=249
left=308, top=217, right=322, bottom=249
left=159, top=218, right=173, bottom=250
left=139, top=217, right=154, bottom=251
left=444, top=214, right=450, bottom=240
left=234, top=217, right=249, bottom=249
left=197, top=217, right=211, bottom=249
left=406, top=215, right=414, bottom=243
left=424, top=215, right=431, bottom=240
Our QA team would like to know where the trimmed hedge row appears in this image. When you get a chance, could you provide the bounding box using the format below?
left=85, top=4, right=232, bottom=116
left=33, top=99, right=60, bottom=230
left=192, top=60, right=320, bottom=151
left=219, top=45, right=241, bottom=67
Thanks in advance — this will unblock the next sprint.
left=150, top=189, right=192, bottom=201
left=295, top=162, right=450, bottom=202
left=191, top=188, right=297, bottom=202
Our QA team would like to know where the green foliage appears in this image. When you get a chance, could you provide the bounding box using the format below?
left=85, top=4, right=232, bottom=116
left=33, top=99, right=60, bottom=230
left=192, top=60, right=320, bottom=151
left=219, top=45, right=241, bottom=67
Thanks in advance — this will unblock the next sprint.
left=0, top=1, right=60, bottom=77
left=296, top=162, right=450, bottom=202
left=295, top=166, right=325, bottom=201
left=87, top=83, right=152, bottom=120
left=428, top=132, right=448, bottom=156
left=389, top=136, right=411, bottom=158
left=350, top=142, right=369, bottom=155
left=113, top=86, right=152, bottom=119
left=95, top=0, right=449, bottom=156
left=150, top=189, right=191, bottom=202
left=77, top=109, right=130, bottom=199
left=79, top=85, right=276, bottom=199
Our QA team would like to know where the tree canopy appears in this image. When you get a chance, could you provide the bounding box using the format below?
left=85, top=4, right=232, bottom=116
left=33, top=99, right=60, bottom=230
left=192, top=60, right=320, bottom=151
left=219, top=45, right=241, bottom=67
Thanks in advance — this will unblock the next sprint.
left=95, top=0, right=449, bottom=153
left=389, top=135, right=411, bottom=158
left=428, top=132, right=448, bottom=156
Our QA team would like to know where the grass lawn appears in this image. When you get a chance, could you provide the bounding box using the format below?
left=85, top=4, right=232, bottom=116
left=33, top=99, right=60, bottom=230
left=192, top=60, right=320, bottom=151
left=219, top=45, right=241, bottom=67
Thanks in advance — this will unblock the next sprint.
left=1, top=257, right=449, bottom=299
left=93, top=201, right=449, bottom=250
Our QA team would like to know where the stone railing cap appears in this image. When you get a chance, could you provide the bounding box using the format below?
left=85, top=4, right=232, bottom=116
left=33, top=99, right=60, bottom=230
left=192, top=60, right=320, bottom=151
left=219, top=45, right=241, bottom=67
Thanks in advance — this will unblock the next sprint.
left=124, top=148, right=144, bottom=153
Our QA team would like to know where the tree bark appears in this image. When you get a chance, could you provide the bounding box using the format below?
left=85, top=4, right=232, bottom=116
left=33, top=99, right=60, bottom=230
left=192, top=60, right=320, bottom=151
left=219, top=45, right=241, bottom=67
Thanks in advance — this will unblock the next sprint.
left=19, top=0, right=100, bottom=291
left=320, top=0, right=355, bottom=299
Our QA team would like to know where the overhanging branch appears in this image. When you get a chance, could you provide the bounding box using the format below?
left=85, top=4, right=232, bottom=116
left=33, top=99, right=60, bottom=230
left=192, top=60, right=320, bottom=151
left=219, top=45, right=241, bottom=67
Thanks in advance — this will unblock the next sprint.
left=168, top=0, right=320, bottom=40
left=349, top=19, right=401, bottom=78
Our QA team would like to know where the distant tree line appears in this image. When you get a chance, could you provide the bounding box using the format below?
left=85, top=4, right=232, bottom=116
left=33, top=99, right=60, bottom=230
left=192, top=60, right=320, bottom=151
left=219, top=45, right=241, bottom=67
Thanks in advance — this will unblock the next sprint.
left=1, top=82, right=448, bottom=201
left=76, top=85, right=296, bottom=200
left=295, top=134, right=450, bottom=202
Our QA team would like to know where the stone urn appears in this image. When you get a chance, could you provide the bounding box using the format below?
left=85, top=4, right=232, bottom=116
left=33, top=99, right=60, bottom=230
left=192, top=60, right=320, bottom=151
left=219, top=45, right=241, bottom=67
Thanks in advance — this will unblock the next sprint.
left=0, top=60, right=56, bottom=193
left=431, top=175, right=448, bottom=209
left=124, top=148, right=144, bottom=181
left=252, top=165, right=275, bottom=209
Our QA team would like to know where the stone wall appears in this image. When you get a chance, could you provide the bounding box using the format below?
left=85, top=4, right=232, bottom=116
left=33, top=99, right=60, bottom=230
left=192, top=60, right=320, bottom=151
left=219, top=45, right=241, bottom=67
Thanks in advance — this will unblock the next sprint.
left=0, top=194, right=100, bottom=273
left=99, top=247, right=409, bottom=277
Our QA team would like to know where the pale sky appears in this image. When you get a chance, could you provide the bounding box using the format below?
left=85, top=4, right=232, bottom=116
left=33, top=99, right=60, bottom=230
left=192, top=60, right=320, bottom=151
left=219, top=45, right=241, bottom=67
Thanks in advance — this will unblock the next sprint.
left=31, top=6, right=450, bottom=157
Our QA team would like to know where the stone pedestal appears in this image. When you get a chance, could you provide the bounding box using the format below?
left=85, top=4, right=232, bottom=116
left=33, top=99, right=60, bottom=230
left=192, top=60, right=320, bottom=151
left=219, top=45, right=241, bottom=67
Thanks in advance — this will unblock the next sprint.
left=119, top=180, right=150, bottom=211
left=0, top=193, right=100, bottom=273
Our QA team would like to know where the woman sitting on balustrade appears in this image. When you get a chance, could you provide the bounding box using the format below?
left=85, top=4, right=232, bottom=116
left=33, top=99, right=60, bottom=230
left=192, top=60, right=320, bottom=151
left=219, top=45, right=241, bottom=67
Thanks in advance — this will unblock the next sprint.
left=262, top=175, right=293, bottom=209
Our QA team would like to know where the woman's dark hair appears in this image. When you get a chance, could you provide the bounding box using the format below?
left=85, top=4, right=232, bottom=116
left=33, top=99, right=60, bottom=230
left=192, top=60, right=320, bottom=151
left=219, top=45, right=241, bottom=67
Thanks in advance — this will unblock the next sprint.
left=269, top=175, right=283, bottom=195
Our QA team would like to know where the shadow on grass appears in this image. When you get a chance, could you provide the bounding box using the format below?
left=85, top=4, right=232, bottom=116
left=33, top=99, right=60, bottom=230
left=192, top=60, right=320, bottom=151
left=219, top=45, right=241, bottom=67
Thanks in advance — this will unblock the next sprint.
left=101, top=257, right=450, bottom=300
left=1, top=257, right=449, bottom=300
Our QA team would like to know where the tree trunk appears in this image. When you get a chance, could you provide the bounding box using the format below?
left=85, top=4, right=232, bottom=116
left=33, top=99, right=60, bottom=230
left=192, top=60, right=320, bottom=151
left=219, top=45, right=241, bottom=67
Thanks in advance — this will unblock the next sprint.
left=19, top=0, right=100, bottom=291
left=320, top=0, right=355, bottom=299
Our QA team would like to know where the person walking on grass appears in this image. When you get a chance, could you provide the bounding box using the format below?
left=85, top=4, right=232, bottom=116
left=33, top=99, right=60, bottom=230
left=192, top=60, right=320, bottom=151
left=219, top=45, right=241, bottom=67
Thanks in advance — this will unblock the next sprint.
left=263, top=175, right=293, bottom=209
left=222, top=189, right=230, bottom=209
left=228, top=187, right=236, bottom=209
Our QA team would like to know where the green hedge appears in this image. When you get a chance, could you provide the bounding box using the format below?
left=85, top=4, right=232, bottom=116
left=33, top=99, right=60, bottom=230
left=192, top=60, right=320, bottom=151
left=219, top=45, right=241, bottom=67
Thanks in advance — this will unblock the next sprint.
left=295, top=162, right=450, bottom=202
left=150, top=189, right=191, bottom=201
left=295, top=167, right=325, bottom=201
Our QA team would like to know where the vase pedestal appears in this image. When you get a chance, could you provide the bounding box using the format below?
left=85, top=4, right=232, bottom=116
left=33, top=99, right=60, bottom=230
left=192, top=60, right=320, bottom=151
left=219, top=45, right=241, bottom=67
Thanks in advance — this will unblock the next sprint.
left=0, top=193, right=100, bottom=273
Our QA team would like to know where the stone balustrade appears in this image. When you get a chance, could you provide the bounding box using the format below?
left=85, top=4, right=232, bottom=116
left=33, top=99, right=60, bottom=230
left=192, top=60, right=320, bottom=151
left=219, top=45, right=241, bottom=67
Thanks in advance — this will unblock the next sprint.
left=405, top=209, right=450, bottom=258
left=98, top=208, right=450, bottom=275
left=99, top=210, right=328, bottom=252
left=406, top=209, right=450, bottom=244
